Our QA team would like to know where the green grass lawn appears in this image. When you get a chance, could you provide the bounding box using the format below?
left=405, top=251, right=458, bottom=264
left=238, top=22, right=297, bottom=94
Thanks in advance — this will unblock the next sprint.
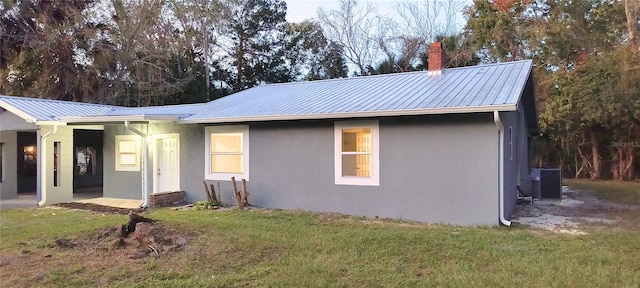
left=564, top=179, right=640, bottom=206
left=1, top=183, right=640, bottom=287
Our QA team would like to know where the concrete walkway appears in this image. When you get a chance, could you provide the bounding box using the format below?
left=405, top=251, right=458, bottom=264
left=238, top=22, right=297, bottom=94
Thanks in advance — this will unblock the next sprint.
left=74, top=197, right=142, bottom=209
left=0, top=193, right=142, bottom=210
left=0, top=194, right=38, bottom=210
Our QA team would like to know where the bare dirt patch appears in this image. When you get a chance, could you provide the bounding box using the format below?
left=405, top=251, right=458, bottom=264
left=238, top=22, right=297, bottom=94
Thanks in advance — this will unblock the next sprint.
left=15, top=203, right=189, bottom=260
left=512, top=186, right=638, bottom=234
left=0, top=209, right=191, bottom=286
left=48, top=216, right=190, bottom=260
left=54, top=202, right=145, bottom=215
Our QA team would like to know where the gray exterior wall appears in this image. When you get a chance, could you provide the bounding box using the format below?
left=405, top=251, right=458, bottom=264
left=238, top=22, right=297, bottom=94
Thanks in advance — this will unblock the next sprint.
left=151, top=123, right=205, bottom=203
left=103, top=122, right=204, bottom=201
left=205, top=114, right=500, bottom=225
left=500, top=104, right=536, bottom=218
left=517, top=104, right=535, bottom=197
left=103, top=125, right=143, bottom=199
left=500, top=111, right=519, bottom=218
left=102, top=114, right=509, bottom=225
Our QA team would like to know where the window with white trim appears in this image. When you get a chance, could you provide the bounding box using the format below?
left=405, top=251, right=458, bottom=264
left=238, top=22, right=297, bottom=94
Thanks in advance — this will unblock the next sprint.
left=115, top=135, right=141, bottom=171
left=205, top=125, right=249, bottom=180
left=335, top=120, right=379, bottom=186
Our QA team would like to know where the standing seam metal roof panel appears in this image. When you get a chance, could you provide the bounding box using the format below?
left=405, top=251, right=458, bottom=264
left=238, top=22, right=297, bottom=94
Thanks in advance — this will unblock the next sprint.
left=0, top=95, right=118, bottom=122
left=184, top=60, right=533, bottom=121
left=475, top=64, right=511, bottom=106
left=2, top=61, right=533, bottom=123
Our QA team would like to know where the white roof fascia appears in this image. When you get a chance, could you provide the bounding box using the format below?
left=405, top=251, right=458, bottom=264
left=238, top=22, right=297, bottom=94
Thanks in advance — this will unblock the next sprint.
left=60, top=114, right=183, bottom=123
left=179, top=104, right=517, bottom=124
left=35, top=121, right=68, bottom=126
left=0, top=100, right=39, bottom=123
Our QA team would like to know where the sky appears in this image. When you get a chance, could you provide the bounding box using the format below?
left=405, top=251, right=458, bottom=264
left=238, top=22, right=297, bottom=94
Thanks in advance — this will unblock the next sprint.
left=283, top=0, right=473, bottom=74
left=284, top=0, right=472, bottom=27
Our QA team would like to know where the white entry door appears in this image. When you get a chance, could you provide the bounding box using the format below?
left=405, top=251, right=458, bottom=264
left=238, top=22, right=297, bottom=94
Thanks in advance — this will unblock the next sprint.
left=156, top=135, right=179, bottom=192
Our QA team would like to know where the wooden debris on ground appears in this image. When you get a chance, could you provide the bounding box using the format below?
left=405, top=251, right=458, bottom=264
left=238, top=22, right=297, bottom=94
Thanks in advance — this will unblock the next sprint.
left=203, top=181, right=218, bottom=202
left=231, top=177, right=249, bottom=209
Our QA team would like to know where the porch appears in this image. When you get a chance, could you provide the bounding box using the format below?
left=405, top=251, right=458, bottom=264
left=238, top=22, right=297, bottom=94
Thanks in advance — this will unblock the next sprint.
left=0, top=188, right=142, bottom=210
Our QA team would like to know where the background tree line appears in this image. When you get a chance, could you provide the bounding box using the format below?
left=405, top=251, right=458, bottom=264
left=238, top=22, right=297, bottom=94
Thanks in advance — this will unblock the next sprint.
left=0, top=0, right=350, bottom=105
left=463, top=0, right=639, bottom=181
left=1, top=0, right=639, bottom=180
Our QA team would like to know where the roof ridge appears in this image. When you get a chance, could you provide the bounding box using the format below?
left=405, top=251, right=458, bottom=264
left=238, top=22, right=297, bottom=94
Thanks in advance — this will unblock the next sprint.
left=258, top=60, right=534, bottom=88
left=0, top=95, right=119, bottom=108
left=115, top=102, right=208, bottom=109
left=183, top=60, right=533, bottom=122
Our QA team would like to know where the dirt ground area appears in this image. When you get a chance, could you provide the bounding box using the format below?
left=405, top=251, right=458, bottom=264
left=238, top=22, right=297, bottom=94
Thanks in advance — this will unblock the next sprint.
left=26, top=203, right=188, bottom=260
left=54, top=202, right=145, bottom=215
left=48, top=221, right=189, bottom=260
left=511, top=186, right=638, bottom=234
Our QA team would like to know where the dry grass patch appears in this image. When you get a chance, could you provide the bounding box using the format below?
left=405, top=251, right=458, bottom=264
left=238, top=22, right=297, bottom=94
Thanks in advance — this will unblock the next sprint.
left=1, top=192, right=640, bottom=287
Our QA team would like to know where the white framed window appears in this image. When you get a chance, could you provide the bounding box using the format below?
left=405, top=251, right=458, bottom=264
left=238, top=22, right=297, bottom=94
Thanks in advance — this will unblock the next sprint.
left=205, top=125, right=249, bottom=181
left=115, top=135, right=141, bottom=171
left=334, top=120, right=379, bottom=186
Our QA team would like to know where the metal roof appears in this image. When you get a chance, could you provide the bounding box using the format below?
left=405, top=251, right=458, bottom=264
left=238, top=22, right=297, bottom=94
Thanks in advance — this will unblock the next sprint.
left=0, top=95, right=117, bottom=123
left=1, top=60, right=535, bottom=125
left=0, top=95, right=203, bottom=124
left=58, top=103, right=206, bottom=123
left=182, top=60, right=534, bottom=123
left=105, top=103, right=204, bottom=116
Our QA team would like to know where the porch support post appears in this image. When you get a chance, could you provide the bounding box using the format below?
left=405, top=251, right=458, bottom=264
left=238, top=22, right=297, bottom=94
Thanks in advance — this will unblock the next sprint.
left=124, top=121, right=150, bottom=208
left=37, top=125, right=57, bottom=206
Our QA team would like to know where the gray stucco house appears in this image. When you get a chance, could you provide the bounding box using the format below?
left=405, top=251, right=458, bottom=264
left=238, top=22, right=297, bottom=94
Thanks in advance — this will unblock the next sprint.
left=0, top=46, right=538, bottom=225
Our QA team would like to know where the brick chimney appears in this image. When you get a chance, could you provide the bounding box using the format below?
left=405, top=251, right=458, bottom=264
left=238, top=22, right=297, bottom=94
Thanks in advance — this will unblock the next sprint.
left=428, top=42, right=446, bottom=76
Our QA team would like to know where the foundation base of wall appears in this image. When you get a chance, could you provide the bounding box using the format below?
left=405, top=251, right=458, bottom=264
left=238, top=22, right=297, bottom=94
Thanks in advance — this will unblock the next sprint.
left=149, top=191, right=185, bottom=208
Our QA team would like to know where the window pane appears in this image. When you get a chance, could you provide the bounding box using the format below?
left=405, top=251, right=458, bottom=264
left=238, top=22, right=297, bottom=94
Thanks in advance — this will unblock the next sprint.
left=120, top=153, right=137, bottom=165
left=54, top=142, right=60, bottom=187
left=76, top=147, right=96, bottom=175
left=342, top=128, right=371, bottom=152
left=119, top=140, right=137, bottom=153
left=211, top=154, right=243, bottom=173
left=211, top=134, right=242, bottom=153
left=342, top=154, right=371, bottom=177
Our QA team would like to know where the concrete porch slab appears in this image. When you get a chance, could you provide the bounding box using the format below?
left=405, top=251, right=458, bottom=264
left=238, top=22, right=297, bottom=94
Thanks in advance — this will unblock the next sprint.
left=73, top=197, right=142, bottom=209
left=0, top=194, right=38, bottom=210
left=0, top=193, right=142, bottom=210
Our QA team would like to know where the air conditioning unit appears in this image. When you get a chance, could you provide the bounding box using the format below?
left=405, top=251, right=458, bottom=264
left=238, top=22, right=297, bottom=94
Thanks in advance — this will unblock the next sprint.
left=531, top=168, right=562, bottom=199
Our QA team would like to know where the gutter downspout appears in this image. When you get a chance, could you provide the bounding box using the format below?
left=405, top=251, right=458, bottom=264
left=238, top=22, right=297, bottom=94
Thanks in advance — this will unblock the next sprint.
left=493, top=111, right=511, bottom=226
left=37, top=125, right=58, bottom=206
left=124, top=120, right=149, bottom=208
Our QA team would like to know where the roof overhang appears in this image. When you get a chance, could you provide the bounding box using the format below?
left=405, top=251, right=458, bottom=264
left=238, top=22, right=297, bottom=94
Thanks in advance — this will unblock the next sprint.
left=0, top=100, right=39, bottom=123
left=179, top=104, right=517, bottom=124
left=59, top=114, right=184, bottom=124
